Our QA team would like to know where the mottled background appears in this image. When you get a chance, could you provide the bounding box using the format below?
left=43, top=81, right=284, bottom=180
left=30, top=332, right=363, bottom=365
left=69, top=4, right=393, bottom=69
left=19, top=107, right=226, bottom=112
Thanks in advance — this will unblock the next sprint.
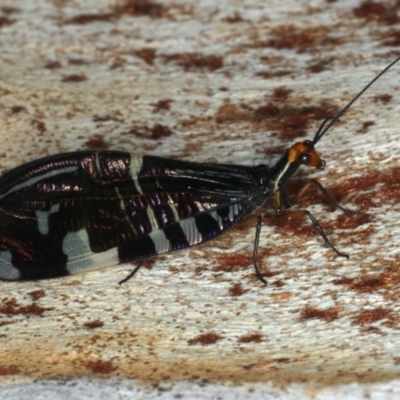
left=1, top=0, right=400, bottom=398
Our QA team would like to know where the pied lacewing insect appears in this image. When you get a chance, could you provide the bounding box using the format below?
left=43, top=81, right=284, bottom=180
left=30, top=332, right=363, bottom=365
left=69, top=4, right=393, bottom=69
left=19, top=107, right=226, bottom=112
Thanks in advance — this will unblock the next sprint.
left=0, top=57, right=399, bottom=282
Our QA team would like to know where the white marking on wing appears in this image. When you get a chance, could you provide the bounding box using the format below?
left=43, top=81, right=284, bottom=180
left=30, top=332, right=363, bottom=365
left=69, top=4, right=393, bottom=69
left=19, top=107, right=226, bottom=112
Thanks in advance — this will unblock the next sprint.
left=129, top=156, right=144, bottom=194
left=0, top=251, right=20, bottom=280
left=179, top=218, right=202, bottom=245
left=194, top=201, right=205, bottom=212
left=167, top=195, right=180, bottom=222
left=149, top=229, right=170, bottom=254
left=63, top=229, right=119, bottom=274
left=35, top=203, right=60, bottom=235
left=228, top=202, right=241, bottom=222
left=146, top=206, right=160, bottom=232
left=210, top=210, right=223, bottom=230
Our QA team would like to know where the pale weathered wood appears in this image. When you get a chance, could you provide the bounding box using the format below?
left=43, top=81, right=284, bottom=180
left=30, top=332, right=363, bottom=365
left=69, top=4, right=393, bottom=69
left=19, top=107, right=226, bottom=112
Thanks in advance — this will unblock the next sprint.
left=1, top=0, right=400, bottom=397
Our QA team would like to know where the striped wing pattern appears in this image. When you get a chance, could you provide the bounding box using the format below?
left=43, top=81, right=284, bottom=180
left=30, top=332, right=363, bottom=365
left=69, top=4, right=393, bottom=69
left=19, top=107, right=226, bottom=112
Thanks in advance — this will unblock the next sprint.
left=0, top=151, right=268, bottom=280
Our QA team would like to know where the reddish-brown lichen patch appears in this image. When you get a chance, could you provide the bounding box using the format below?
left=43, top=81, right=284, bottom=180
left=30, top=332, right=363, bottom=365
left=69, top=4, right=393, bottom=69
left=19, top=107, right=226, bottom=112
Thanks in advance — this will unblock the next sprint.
left=0, top=299, right=52, bottom=316
left=259, top=54, right=290, bottom=64
left=335, top=212, right=371, bottom=230
left=0, top=365, right=20, bottom=375
left=84, top=134, right=109, bottom=150
left=228, top=283, right=248, bottom=297
left=252, top=103, right=280, bottom=120
left=357, top=120, right=375, bottom=134
left=272, top=87, right=292, bottom=101
left=64, top=0, right=165, bottom=24
left=127, top=123, right=173, bottom=140
left=380, top=29, right=400, bottom=47
left=353, top=1, right=400, bottom=25
left=188, top=332, right=223, bottom=345
left=133, top=48, right=156, bottom=65
left=0, top=16, right=14, bottom=28
left=380, top=167, right=400, bottom=199
left=359, top=326, right=385, bottom=335
left=215, top=103, right=252, bottom=123
left=238, top=333, right=263, bottom=343
left=250, top=25, right=341, bottom=52
left=84, top=359, right=117, bottom=374
left=273, top=279, right=286, bottom=288
left=213, top=254, right=251, bottom=274
left=109, top=57, right=126, bottom=70
left=179, top=115, right=211, bottom=130
left=252, top=103, right=337, bottom=141
left=32, top=119, right=47, bottom=134
left=322, top=173, right=380, bottom=211
left=150, top=124, right=173, bottom=139
left=256, top=70, right=292, bottom=79
left=1, top=6, right=19, bottom=14
left=274, top=358, right=291, bottom=363
left=152, top=98, right=173, bottom=112
left=61, top=73, right=88, bottom=83
left=300, top=306, right=341, bottom=322
left=222, top=11, right=245, bottom=23
left=64, top=13, right=113, bottom=24
left=27, top=289, right=45, bottom=301
left=307, top=57, right=335, bottom=74
left=0, top=87, right=11, bottom=97
left=163, top=53, right=223, bottom=72
left=68, top=58, right=90, bottom=66
left=264, top=211, right=323, bottom=239
left=373, top=94, right=393, bottom=104
left=0, top=320, right=16, bottom=327
left=113, top=0, right=165, bottom=18
left=92, top=114, right=123, bottom=123
left=242, top=360, right=272, bottom=371
left=352, top=308, right=393, bottom=325
left=84, top=320, right=104, bottom=330
left=335, top=166, right=400, bottom=210
left=333, top=268, right=400, bottom=293
left=8, top=105, right=26, bottom=115
left=44, top=60, right=62, bottom=69
left=270, top=291, right=294, bottom=302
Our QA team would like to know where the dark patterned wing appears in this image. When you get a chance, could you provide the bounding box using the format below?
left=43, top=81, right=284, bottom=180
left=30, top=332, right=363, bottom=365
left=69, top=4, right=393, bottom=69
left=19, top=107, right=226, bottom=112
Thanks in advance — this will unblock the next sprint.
left=0, top=151, right=269, bottom=280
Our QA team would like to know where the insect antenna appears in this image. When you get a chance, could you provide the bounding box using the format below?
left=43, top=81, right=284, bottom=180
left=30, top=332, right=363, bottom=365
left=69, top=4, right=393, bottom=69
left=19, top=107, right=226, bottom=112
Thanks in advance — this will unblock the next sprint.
left=312, top=56, right=400, bottom=146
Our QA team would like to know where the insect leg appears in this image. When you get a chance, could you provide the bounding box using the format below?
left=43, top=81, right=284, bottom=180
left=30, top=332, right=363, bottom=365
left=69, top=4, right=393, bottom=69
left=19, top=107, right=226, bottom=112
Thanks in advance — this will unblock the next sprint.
left=278, top=208, right=349, bottom=258
left=118, top=263, right=143, bottom=285
left=274, top=180, right=351, bottom=258
left=252, top=214, right=268, bottom=285
left=286, top=179, right=357, bottom=214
